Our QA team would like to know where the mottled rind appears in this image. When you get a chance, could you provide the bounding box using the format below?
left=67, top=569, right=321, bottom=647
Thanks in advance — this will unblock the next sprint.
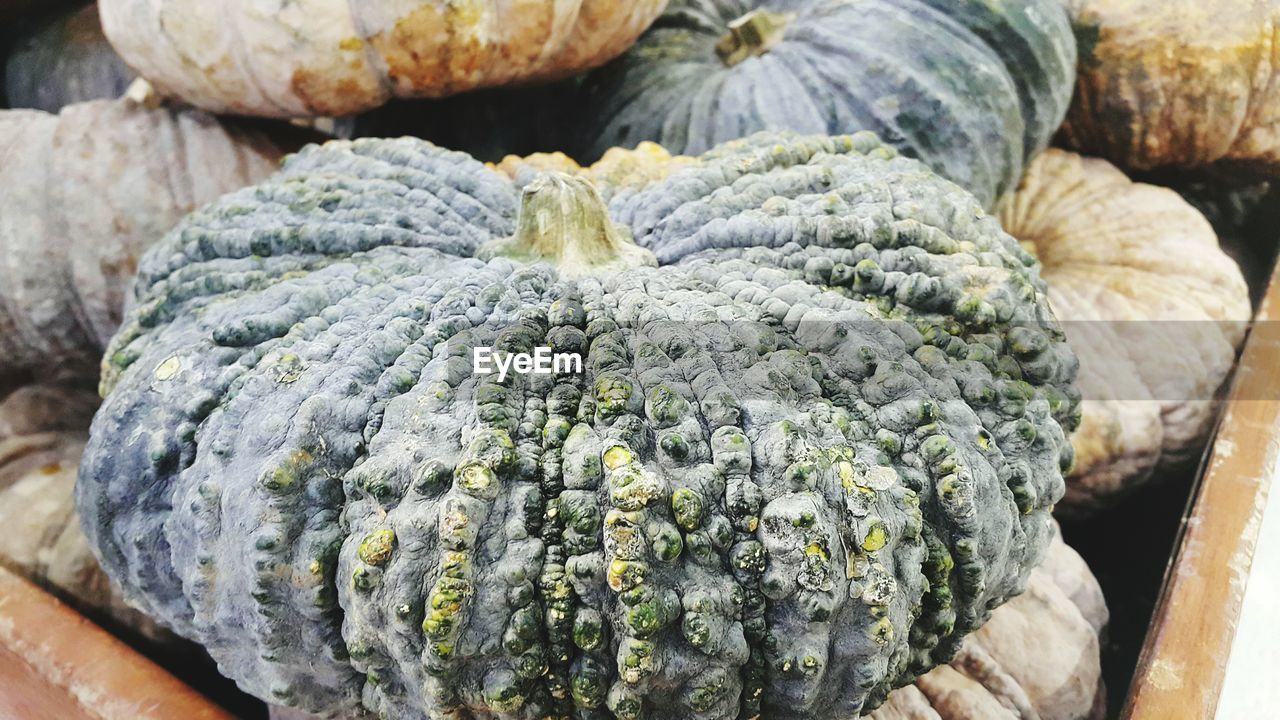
left=1000, top=149, right=1250, bottom=512
left=573, top=0, right=1078, bottom=209
left=1059, top=0, right=1280, bottom=172
left=97, top=0, right=668, bottom=118
left=81, top=131, right=1079, bottom=719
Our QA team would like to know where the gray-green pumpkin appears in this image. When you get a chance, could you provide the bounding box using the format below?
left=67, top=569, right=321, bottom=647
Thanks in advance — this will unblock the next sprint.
left=80, top=132, right=1079, bottom=719
left=573, top=0, right=1078, bottom=209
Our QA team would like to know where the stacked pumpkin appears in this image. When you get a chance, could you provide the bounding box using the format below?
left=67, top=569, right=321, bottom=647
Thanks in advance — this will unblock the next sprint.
left=0, top=0, right=1270, bottom=719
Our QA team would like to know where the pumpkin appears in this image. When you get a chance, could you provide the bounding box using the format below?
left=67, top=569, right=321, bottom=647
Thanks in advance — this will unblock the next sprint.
left=999, top=149, right=1250, bottom=511
left=80, top=131, right=1079, bottom=719
left=571, top=0, right=1078, bottom=209
left=0, top=381, right=173, bottom=646
left=1059, top=0, right=1280, bottom=173
left=269, top=528, right=1106, bottom=720
left=0, top=97, right=283, bottom=378
left=4, top=4, right=136, bottom=112
left=95, top=0, right=667, bottom=118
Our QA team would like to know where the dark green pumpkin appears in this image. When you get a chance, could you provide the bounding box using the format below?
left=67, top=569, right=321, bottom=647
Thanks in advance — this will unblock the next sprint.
left=4, top=4, right=135, bottom=112
left=80, top=132, right=1079, bottom=719
left=573, top=0, right=1077, bottom=209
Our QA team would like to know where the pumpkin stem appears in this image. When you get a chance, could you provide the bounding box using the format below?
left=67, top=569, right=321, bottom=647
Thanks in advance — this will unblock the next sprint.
left=716, top=9, right=792, bottom=67
left=479, top=173, right=657, bottom=278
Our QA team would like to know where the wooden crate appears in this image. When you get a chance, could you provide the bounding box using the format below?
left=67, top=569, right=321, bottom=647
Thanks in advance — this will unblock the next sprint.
left=1124, top=262, right=1280, bottom=718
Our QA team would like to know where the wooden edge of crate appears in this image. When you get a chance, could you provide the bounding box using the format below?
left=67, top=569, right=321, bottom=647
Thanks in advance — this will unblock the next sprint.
left=0, top=566, right=235, bottom=720
left=1123, top=264, right=1280, bottom=719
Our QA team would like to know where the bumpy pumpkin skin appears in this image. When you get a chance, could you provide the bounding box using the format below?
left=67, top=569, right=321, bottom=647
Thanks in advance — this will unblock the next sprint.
left=0, top=382, right=176, bottom=647
left=4, top=4, right=135, bottom=112
left=81, top=132, right=1079, bottom=719
left=0, top=98, right=282, bottom=378
left=269, top=529, right=1106, bottom=720
left=1059, top=0, right=1280, bottom=173
left=573, top=0, right=1078, bottom=209
left=96, top=0, right=667, bottom=118
left=999, top=149, right=1250, bottom=512
left=871, top=528, right=1106, bottom=720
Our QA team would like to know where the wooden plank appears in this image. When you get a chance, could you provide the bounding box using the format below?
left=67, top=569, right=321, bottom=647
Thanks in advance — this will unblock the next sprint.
left=0, top=566, right=235, bottom=720
left=1123, top=262, right=1280, bottom=719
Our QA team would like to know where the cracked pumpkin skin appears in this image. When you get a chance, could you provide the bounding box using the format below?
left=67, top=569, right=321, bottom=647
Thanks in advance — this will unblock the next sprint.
left=999, top=149, right=1250, bottom=513
left=80, top=132, right=1079, bottom=719
left=97, top=0, right=667, bottom=118
left=1059, top=0, right=1280, bottom=173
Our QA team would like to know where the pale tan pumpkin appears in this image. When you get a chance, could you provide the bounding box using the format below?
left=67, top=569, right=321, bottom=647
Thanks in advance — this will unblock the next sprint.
left=1059, top=0, right=1280, bottom=173
left=0, top=97, right=283, bottom=378
left=98, top=0, right=667, bottom=117
left=1000, top=149, right=1251, bottom=511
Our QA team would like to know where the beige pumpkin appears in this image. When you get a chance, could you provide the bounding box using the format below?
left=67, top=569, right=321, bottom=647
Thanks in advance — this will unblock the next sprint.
left=97, top=0, right=667, bottom=117
left=0, top=97, right=283, bottom=378
left=1059, top=0, right=1280, bottom=173
left=1000, top=149, right=1251, bottom=511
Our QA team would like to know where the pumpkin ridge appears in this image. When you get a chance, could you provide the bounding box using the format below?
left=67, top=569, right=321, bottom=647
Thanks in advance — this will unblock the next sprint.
left=536, top=290, right=593, bottom=717
left=209, top=258, right=485, bottom=708
left=674, top=319, right=764, bottom=719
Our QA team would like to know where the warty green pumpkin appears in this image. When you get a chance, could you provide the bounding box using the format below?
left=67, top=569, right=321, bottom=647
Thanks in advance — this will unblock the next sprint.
left=999, top=149, right=1250, bottom=512
left=80, top=131, right=1080, bottom=719
left=3, top=3, right=135, bottom=112
left=96, top=0, right=667, bottom=118
left=0, top=97, right=283, bottom=378
left=571, top=0, right=1078, bottom=209
left=1058, top=0, right=1280, bottom=174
